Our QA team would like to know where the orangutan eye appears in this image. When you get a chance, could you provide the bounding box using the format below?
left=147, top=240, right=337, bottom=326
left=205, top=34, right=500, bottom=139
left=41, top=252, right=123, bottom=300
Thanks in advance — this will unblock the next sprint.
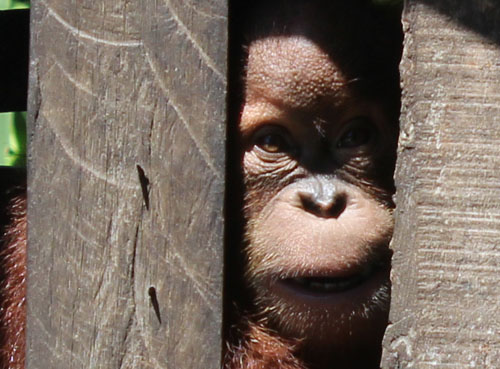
left=253, top=125, right=297, bottom=155
left=336, top=118, right=377, bottom=150
left=256, top=133, right=288, bottom=153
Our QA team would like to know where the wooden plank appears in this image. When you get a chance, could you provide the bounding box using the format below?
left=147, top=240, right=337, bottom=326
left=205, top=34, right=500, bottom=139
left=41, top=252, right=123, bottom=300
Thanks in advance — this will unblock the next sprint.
left=0, top=9, right=30, bottom=112
left=382, top=1, right=500, bottom=368
left=26, top=0, right=226, bottom=368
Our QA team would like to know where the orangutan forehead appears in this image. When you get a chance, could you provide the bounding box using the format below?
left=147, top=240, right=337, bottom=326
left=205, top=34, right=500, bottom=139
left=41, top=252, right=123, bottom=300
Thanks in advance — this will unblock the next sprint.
left=245, top=36, right=351, bottom=110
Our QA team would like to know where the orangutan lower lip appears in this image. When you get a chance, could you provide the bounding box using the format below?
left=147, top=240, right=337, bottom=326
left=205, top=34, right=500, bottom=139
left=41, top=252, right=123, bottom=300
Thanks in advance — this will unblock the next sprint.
left=281, top=265, right=375, bottom=294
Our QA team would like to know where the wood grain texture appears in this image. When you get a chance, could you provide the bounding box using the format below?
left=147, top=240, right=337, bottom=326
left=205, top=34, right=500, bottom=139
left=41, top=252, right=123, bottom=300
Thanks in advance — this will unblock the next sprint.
left=382, top=1, right=500, bottom=368
left=26, top=0, right=226, bottom=368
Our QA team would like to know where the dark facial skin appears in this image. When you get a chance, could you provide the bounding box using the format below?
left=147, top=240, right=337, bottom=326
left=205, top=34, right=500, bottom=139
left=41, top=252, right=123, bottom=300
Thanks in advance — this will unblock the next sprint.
left=232, top=1, right=402, bottom=368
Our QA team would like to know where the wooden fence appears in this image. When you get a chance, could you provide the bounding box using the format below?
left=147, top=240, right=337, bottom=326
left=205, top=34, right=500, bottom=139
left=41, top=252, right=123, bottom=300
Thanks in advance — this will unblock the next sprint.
left=0, top=0, right=498, bottom=368
left=383, top=1, right=500, bottom=367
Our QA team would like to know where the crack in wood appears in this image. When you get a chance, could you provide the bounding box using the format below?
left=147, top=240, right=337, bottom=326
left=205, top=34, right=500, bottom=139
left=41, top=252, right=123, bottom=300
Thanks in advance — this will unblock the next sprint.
left=136, top=165, right=150, bottom=211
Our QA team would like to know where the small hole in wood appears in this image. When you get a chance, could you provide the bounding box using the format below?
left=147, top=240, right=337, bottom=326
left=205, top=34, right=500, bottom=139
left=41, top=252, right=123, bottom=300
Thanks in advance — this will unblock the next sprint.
left=148, top=286, right=162, bottom=324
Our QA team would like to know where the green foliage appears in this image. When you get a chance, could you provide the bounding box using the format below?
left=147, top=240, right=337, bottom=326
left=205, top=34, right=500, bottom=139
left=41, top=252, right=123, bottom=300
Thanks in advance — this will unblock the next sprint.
left=0, top=113, right=26, bottom=167
left=0, top=1, right=29, bottom=166
left=0, top=0, right=29, bottom=10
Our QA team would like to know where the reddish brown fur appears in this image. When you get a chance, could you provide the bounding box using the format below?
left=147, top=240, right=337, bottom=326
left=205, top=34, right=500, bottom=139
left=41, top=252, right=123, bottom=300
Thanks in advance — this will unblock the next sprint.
left=224, top=320, right=306, bottom=369
left=0, top=190, right=26, bottom=369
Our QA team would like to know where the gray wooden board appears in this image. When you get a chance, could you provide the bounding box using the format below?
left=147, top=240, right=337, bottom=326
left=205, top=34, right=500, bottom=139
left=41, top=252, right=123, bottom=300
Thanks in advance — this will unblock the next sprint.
left=26, top=0, right=226, bottom=368
left=382, top=1, right=500, bottom=368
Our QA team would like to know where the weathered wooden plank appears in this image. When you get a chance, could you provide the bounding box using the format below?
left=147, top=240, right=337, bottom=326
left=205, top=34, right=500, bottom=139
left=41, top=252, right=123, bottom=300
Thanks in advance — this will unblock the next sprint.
left=0, top=9, right=30, bottom=112
left=382, top=1, right=500, bottom=368
left=26, top=0, right=226, bottom=368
